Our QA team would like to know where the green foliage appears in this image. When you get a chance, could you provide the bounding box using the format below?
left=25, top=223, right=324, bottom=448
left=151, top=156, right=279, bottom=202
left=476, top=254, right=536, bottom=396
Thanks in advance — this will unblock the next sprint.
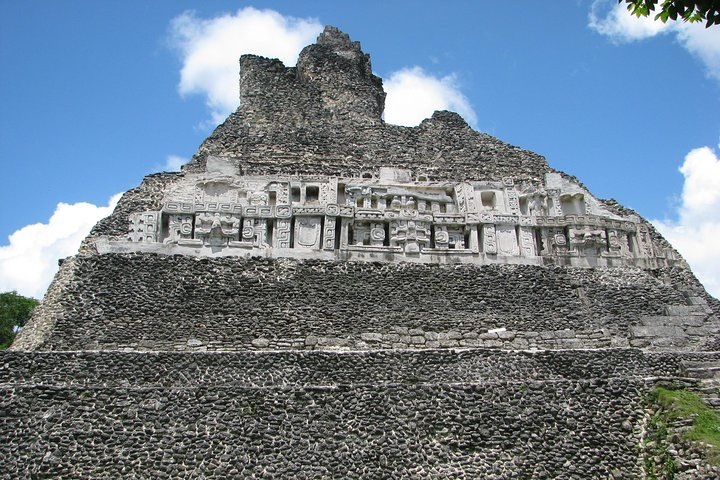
left=0, top=291, right=39, bottom=349
left=643, top=386, right=720, bottom=478
left=644, top=410, right=676, bottom=479
left=654, top=387, right=720, bottom=460
left=620, top=0, right=720, bottom=27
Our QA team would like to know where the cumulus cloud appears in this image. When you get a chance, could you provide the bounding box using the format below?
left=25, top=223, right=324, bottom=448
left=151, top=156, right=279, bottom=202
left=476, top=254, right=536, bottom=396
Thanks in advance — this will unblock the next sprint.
left=168, top=9, right=478, bottom=129
left=154, top=154, right=188, bottom=173
left=0, top=194, right=121, bottom=299
left=589, top=0, right=720, bottom=80
left=169, top=7, right=322, bottom=123
left=383, top=67, right=478, bottom=128
left=163, top=154, right=188, bottom=172
left=652, top=146, right=720, bottom=298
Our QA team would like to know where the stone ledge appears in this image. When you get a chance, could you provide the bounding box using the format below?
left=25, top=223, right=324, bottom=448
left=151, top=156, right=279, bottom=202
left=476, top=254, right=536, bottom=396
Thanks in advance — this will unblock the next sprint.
left=96, top=237, right=684, bottom=270
left=3, top=349, right=718, bottom=389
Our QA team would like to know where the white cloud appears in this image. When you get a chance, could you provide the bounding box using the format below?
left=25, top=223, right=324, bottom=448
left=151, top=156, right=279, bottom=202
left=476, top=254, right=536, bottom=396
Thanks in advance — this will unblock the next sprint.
left=155, top=154, right=188, bottom=173
left=589, top=0, right=720, bottom=80
left=383, top=67, right=478, bottom=128
left=169, top=7, right=322, bottom=123
left=168, top=9, right=478, bottom=129
left=652, top=146, right=720, bottom=298
left=589, top=1, right=672, bottom=40
left=674, top=22, right=720, bottom=80
left=164, top=154, right=187, bottom=172
left=0, top=194, right=121, bottom=299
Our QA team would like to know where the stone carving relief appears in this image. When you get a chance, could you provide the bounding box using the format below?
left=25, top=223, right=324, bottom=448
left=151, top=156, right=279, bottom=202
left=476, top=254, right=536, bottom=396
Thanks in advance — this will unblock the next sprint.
left=520, top=185, right=549, bottom=216
left=274, top=219, right=291, bottom=249
left=242, top=219, right=268, bottom=247
left=568, top=226, right=606, bottom=255
left=390, top=219, right=430, bottom=253
left=164, top=214, right=193, bottom=244
left=550, top=229, right=569, bottom=255
left=195, top=212, right=240, bottom=246
left=121, top=167, right=663, bottom=266
left=496, top=226, right=520, bottom=256
left=636, top=225, right=655, bottom=258
left=295, top=217, right=322, bottom=249
left=607, top=230, right=624, bottom=257
left=128, top=212, right=160, bottom=243
left=518, top=226, right=537, bottom=257
left=483, top=224, right=497, bottom=255
left=323, top=216, right=337, bottom=250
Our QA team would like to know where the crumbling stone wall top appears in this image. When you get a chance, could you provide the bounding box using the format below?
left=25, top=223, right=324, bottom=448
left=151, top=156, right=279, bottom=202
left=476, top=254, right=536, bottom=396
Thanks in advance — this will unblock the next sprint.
left=184, top=26, right=550, bottom=182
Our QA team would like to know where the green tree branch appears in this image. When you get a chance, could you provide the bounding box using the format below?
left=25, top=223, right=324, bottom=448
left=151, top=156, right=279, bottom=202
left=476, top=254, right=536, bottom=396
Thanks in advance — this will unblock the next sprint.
left=620, top=0, right=720, bottom=27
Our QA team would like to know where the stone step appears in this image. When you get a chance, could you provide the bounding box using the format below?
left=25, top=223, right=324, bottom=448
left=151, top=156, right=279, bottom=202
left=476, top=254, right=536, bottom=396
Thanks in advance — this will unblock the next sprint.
left=682, top=360, right=720, bottom=369
left=684, top=366, right=720, bottom=379
left=686, top=295, right=709, bottom=306
left=665, top=305, right=711, bottom=316
left=640, top=315, right=706, bottom=327
left=698, top=384, right=720, bottom=394
left=630, top=325, right=686, bottom=338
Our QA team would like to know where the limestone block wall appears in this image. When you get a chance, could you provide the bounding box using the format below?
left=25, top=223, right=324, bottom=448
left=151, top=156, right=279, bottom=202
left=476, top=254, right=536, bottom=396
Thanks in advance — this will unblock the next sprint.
left=14, top=254, right=718, bottom=352
left=3, top=349, right=710, bottom=479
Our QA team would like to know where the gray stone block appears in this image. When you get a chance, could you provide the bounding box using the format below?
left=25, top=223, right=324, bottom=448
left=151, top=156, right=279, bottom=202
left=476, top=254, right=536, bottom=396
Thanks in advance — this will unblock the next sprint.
left=630, top=326, right=685, bottom=338
left=360, top=333, right=383, bottom=342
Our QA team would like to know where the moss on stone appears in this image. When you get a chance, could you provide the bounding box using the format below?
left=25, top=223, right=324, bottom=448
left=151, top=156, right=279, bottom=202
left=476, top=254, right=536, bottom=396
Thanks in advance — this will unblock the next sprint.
left=653, top=387, right=720, bottom=464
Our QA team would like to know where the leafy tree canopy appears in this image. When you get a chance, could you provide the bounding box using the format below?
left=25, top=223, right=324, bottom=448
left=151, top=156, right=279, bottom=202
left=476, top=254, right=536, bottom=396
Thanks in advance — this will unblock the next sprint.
left=620, top=0, right=720, bottom=27
left=0, top=291, right=39, bottom=349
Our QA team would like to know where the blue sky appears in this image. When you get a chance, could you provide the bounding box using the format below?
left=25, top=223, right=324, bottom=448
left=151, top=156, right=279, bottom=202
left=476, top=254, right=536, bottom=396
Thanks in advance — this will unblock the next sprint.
left=1, top=0, right=719, bottom=298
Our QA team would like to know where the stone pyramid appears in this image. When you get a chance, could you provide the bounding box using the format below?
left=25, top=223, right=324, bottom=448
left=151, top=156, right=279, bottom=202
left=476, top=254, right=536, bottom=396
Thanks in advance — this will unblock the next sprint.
left=3, top=26, right=719, bottom=478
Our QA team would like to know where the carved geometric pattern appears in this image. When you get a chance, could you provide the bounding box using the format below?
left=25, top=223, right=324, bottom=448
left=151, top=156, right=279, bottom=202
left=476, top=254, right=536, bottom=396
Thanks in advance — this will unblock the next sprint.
left=505, top=188, right=520, bottom=216
left=165, top=214, right=194, bottom=244
left=128, top=211, right=160, bottom=243
left=323, top=216, right=336, bottom=250
left=483, top=224, right=497, bottom=254
left=274, top=219, right=291, bottom=248
left=519, top=226, right=536, bottom=257
left=125, top=169, right=651, bottom=264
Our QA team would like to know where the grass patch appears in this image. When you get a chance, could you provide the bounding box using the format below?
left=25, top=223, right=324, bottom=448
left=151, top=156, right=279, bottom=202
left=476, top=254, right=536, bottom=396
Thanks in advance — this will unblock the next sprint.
left=651, top=387, right=720, bottom=465
left=644, top=411, right=675, bottom=479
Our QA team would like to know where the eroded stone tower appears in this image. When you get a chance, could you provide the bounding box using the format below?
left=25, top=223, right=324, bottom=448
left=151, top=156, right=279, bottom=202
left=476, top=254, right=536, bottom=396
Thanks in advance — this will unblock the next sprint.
left=3, top=26, right=719, bottom=479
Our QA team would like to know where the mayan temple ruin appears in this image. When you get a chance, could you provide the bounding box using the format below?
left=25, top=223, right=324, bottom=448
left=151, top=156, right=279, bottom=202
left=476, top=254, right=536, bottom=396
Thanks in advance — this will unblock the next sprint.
left=2, top=26, right=720, bottom=478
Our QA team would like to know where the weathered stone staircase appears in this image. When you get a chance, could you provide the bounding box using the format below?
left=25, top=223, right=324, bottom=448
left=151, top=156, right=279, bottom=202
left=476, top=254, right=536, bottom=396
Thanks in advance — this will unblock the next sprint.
left=681, top=359, right=720, bottom=408
left=630, top=293, right=719, bottom=352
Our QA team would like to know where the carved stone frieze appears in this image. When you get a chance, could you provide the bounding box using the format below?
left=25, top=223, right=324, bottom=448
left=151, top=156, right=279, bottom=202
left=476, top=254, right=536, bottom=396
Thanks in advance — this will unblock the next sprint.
left=390, top=219, right=430, bottom=254
left=483, top=224, right=497, bottom=255
left=128, top=212, right=160, bottom=243
left=164, top=214, right=193, bottom=244
left=120, top=167, right=661, bottom=266
left=242, top=218, right=268, bottom=247
left=195, top=212, right=240, bottom=246
left=294, top=217, right=322, bottom=249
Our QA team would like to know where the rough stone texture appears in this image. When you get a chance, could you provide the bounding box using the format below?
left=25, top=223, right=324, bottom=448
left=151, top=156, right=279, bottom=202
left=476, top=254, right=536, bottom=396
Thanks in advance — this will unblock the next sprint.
left=1, top=380, right=648, bottom=479
left=4, top=26, right=720, bottom=479
left=4, top=349, right=705, bottom=479
left=185, top=27, right=550, bottom=183
left=14, top=254, right=719, bottom=353
left=4, top=349, right=715, bottom=387
left=85, top=172, right=183, bottom=241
